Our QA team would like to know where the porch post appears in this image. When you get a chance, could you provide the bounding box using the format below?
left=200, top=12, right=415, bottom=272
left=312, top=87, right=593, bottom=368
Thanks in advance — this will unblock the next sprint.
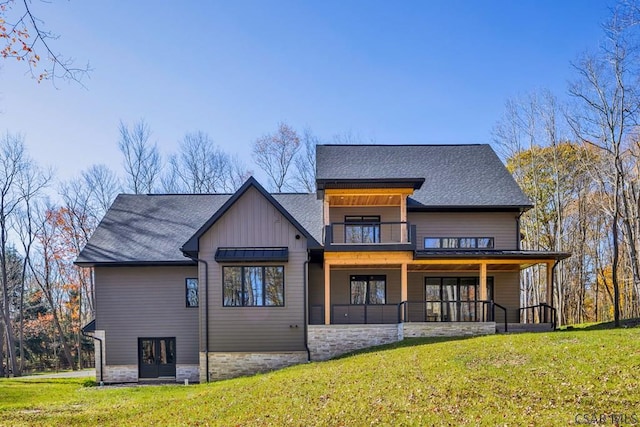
left=401, top=263, right=408, bottom=322
left=479, top=262, right=487, bottom=300
left=546, top=261, right=554, bottom=308
left=400, top=195, right=407, bottom=243
left=324, top=260, right=331, bottom=325
left=323, top=198, right=330, bottom=226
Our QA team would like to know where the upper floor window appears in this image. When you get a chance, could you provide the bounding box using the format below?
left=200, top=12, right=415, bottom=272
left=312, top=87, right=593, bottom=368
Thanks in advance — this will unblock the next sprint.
left=344, top=216, right=380, bottom=243
left=350, top=275, right=386, bottom=304
left=424, top=237, right=494, bottom=249
left=186, top=278, right=198, bottom=307
left=223, top=266, right=284, bottom=307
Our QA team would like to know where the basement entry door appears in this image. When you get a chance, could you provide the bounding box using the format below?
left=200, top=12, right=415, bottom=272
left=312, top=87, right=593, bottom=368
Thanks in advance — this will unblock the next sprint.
left=138, top=337, right=176, bottom=378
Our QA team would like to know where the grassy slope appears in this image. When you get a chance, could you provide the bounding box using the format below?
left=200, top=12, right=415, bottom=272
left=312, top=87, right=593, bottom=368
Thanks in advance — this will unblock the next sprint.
left=1, top=327, right=639, bottom=426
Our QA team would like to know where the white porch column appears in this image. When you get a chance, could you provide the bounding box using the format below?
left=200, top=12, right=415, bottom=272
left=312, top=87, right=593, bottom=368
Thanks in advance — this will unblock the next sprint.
left=324, top=260, right=331, bottom=325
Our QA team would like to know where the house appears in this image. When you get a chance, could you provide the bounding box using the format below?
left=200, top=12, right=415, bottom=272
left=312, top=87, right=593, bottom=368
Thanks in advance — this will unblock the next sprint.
left=76, top=144, right=569, bottom=383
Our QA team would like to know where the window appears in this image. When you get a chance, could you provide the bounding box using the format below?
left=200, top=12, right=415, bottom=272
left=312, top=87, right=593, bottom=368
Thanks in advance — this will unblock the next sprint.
left=350, top=275, right=386, bottom=304
left=424, top=277, right=494, bottom=322
left=186, top=278, right=198, bottom=307
left=345, top=216, right=381, bottom=243
left=223, top=266, right=284, bottom=307
left=423, top=237, right=494, bottom=249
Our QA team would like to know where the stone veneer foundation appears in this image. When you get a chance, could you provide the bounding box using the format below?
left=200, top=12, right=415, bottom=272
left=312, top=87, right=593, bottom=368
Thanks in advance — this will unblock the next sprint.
left=202, top=351, right=309, bottom=381
left=307, top=324, right=403, bottom=361
left=403, top=322, right=496, bottom=338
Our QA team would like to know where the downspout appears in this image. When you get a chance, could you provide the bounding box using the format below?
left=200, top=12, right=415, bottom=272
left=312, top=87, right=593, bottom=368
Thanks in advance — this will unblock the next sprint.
left=303, top=257, right=311, bottom=362
left=81, top=330, right=103, bottom=384
left=184, top=255, right=210, bottom=382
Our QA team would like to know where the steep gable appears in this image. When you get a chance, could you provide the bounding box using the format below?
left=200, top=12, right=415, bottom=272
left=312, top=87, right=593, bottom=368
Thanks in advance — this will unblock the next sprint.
left=181, top=177, right=321, bottom=258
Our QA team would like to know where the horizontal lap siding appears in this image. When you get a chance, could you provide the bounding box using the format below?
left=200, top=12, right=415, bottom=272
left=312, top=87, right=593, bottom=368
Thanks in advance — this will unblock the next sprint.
left=95, top=266, right=199, bottom=365
left=409, top=212, right=519, bottom=250
left=200, top=187, right=306, bottom=352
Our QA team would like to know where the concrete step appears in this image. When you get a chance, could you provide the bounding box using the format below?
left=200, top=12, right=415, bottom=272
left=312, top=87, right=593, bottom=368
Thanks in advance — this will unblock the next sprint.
left=496, top=323, right=554, bottom=333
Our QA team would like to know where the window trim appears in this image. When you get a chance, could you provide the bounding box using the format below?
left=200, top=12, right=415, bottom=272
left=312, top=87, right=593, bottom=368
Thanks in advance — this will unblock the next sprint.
left=185, top=278, right=198, bottom=308
left=349, top=275, right=387, bottom=305
left=423, top=237, right=495, bottom=249
left=222, top=265, right=285, bottom=307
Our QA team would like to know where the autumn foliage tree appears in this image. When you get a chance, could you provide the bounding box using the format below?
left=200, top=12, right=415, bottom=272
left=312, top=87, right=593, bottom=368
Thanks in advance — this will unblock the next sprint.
left=0, top=0, right=89, bottom=83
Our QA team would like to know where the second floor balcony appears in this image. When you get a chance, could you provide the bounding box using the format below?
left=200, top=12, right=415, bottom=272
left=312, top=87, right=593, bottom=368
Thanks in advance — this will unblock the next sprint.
left=324, top=221, right=417, bottom=251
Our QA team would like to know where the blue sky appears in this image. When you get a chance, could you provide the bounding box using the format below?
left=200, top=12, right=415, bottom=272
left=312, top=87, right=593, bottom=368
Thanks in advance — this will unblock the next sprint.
left=0, top=0, right=612, bottom=183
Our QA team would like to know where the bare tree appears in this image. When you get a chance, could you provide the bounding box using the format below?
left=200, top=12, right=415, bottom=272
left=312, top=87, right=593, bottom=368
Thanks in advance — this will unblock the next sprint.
left=118, top=120, right=162, bottom=194
left=252, top=122, right=300, bottom=192
left=222, top=154, right=252, bottom=193
left=293, top=128, right=319, bottom=193
left=567, top=5, right=640, bottom=327
left=0, top=0, right=90, bottom=84
left=0, top=132, right=48, bottom=376
left=164, top=132, right=230, bottom=193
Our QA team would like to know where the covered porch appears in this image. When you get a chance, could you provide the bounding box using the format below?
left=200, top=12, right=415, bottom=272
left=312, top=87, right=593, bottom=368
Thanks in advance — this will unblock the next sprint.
left=308, top=251, right=568, bottom=329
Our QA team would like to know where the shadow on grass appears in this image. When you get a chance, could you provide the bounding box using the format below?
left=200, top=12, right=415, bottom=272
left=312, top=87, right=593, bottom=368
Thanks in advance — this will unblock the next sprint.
left=333, top=335, right=479, bottom=360
left=558, top=317, right=640, bottom=332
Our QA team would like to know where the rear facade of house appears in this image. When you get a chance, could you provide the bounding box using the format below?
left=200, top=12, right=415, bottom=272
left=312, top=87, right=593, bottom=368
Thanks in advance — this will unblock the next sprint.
left=77, top=144, right=568, bottom=383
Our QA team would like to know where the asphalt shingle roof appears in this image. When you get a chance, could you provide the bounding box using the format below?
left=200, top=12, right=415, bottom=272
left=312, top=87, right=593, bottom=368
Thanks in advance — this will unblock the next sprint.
left=76, top=192, right=322, bottom=265
left=316, top=144, right=532, bottom=208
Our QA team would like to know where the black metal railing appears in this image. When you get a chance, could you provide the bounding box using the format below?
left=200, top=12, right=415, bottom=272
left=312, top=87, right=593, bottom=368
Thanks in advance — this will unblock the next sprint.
left=309, top=301, right=507, bottom=327
left=331, top=303, right=402, bottom=325
left=402, top=300, right=499, bottom=323
left=325, top=222, right=413, bottom=245
left=519, top=303, right=557, bottom=329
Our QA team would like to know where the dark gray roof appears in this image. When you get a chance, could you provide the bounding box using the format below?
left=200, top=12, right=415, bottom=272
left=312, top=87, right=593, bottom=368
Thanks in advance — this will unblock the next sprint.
left=316, top=144, right=532, bottom=208
left=76, top=188, right=323, bottom=266
left=76, top=194, right=231, bottom=265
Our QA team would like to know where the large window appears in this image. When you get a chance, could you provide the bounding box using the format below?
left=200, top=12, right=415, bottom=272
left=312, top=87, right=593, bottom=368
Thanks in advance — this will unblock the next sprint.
left=223, top=266, right=284, bottom=307
left=345, top=216, right=381, bottom=243
left=424, top=277, right=494, bottom=322
left=424, top=237, right=494, bottom=249
left=350, top=275, right=386, bottom=304
left=185, top=278, right=198, bottom=307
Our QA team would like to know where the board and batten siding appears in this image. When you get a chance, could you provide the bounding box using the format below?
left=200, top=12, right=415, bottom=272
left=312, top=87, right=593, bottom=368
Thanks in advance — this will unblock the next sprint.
left=95, top=266, right=199, bottom=365
left=408, top=211, right=519, bottom=250
left=199, top=186, right=307, bottom=352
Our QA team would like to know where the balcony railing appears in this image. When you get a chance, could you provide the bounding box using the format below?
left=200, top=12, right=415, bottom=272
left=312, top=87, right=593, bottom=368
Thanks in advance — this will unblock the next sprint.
left=324, top=222, right=416, bottom=250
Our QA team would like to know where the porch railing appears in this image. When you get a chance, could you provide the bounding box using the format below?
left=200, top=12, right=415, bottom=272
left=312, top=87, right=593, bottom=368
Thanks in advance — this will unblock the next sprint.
left=519, top=303, right=556, bottom=329
left=309, top=301, right=507, bottom=330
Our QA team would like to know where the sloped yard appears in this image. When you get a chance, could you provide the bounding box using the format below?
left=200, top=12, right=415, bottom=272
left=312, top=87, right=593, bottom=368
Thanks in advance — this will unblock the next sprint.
left=1, top=326, right=639, bottom=426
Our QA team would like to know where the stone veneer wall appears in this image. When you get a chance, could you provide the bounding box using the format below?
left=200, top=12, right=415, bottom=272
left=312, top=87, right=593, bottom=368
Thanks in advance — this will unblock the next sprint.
left=203, top=352, right=309, bottom=381
left=403, top=322, right=496, bottom=338
left=103, top=365, right=138, bottom=383
left=307, top=324, right=403, bottom=361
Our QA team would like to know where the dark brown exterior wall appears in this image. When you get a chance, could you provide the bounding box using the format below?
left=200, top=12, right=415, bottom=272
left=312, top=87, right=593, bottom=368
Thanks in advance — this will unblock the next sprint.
left=94, top=265, right=199, bottom=365
left=198, top=187, right=307, bottom=352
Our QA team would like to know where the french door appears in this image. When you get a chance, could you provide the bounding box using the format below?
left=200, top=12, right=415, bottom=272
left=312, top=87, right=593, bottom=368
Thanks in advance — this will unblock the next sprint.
left=138, top=337, right=176, bottom=378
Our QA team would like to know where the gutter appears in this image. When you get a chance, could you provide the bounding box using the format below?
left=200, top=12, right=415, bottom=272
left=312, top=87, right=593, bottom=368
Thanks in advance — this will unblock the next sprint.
left=184, top=254, right=210, bottom=382
left=303, top=257, right=311, bottom=362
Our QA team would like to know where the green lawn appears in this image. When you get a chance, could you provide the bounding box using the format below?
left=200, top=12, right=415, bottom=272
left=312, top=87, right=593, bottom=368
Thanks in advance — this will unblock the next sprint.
left=1, top=326, right=639, bottom=426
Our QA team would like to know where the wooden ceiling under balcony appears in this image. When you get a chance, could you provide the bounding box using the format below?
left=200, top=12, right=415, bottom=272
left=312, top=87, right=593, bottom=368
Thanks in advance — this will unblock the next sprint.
left=325, top=188, right=414, bottom=207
